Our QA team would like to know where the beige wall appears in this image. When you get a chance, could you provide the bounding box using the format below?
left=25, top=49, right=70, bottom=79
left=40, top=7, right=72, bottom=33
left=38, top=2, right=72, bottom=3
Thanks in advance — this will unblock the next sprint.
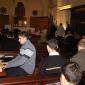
left=0, top=0, right=49, bottom=27
left=61, top=0, right=85, bottom=7
left=57, top=0, right=70, bottom=29
left=48, top=0, right=57, bottom=22
left=0, top=0, right=84, bottom=30
left=56, top=0, right=85, bottom=30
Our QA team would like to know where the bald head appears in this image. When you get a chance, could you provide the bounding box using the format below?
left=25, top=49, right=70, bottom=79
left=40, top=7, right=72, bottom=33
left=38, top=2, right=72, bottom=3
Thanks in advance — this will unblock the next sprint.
left=78, top=39, right=85, bottom=50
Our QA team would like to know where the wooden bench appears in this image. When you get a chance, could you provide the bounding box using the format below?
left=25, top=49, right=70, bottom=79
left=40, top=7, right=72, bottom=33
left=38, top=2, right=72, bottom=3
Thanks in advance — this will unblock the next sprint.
left=0, top=74, right=60, bottom=85
left=0, top=72, right=7, bottom=77
left=0, top=72, right=84, bottom=85
left=0, top=51, right=18, bottom=57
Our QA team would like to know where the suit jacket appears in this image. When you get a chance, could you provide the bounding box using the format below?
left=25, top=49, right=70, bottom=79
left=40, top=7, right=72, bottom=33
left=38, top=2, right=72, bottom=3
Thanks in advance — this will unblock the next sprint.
left=39, top=55, right=69, bottom=75
left=71, top=49, right=85, bottom=71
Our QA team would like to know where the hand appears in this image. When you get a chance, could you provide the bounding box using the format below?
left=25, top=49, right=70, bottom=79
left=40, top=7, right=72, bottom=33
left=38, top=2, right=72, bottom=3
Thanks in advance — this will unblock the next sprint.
left=2, top=62, right=8, bottom=65
left=0, top=65, right=3, bottom=69
left=2, top=65, right=7, bottom=69
left=2, top=62, right=8, bottom=69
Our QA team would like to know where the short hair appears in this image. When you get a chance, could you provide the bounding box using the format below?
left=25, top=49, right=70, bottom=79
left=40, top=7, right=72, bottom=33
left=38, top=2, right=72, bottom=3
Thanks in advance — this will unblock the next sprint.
left=47, top=39, right=58, bottom=50
left=18, top=31, right=29, bottom=39
left=62, top=62, right=82, bottom=84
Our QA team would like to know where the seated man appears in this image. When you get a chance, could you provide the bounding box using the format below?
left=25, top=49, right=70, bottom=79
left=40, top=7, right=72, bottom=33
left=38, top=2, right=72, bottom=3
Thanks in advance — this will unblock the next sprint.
left=2, top=31, right=36, bottom=77
left=39, top=39, right=69, bottom=75
left=71, top=38, right=85, bottom=71
left=2, top=31, right=20, bottom=51
left=46, top=62, right=82, bottom=85
left=60, top=62, right=82, bottom=85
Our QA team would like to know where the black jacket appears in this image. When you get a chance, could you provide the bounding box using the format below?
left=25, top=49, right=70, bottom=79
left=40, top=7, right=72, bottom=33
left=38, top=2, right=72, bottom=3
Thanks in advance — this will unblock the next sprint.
left=39, top=55, right=69, bottom=75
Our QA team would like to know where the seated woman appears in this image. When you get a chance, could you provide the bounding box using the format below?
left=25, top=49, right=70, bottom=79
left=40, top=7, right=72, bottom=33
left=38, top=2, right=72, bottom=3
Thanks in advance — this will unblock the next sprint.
left=60, top=62, right=82, bottom=85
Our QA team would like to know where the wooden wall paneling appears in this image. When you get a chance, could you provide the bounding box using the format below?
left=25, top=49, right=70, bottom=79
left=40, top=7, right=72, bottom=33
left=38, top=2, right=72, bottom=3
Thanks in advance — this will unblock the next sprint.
left=0, top=15, right=9, bottom=29
left=30, top=17, right=49, bottom=31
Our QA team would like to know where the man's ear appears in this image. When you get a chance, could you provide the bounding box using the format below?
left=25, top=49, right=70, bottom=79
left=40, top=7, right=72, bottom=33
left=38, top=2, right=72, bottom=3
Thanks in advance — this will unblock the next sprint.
left=47, top=45, right=49, bottom=50
left=47, top=45, right=51, bottom=52
left=60, top=74, right=73, bottom=85
left=60, top=74, right=67, bottom=85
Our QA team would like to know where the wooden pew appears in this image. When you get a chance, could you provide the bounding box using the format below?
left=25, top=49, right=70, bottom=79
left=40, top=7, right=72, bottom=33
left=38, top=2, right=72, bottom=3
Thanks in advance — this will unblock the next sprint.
left=0, top=72, right=7, bottom=77
left=0, top=51, right=18, bottom=63
left=0, top=51, right=18, bottom=57
left=0, top=72, right=84, bottom=85
left=0, top=75, right=60, bottom=85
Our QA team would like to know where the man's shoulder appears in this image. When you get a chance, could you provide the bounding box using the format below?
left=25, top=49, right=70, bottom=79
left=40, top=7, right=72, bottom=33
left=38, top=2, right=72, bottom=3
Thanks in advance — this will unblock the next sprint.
left=73, top=50, right=85, bottom=57
left=71, top=50, right=85, bottom=60
left=23, top=40, right=35, bottom=48
left=46, top=55, right=67, bottom=61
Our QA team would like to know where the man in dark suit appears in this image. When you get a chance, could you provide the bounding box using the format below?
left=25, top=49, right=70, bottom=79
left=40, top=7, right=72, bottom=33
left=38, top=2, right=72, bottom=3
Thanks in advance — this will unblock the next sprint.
left=39, top=39, right=69, bottom=75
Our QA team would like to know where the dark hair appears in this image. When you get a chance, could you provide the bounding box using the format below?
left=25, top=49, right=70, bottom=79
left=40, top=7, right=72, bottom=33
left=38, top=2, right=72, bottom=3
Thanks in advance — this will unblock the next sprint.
left=18, top=31, right=29, bottom=39
left=62, top=62, right=82, bottom=84
left=47, top=39, right=58, bottom=50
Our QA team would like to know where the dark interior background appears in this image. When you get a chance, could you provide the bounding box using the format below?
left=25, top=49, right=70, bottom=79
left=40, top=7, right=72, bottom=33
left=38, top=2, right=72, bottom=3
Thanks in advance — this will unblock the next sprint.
left=71, top=5, right=85, bottom=35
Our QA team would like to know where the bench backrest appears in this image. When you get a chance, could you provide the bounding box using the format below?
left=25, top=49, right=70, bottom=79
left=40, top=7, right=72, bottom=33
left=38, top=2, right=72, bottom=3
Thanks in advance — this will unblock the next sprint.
left=0, top=75, right=60, bottom=85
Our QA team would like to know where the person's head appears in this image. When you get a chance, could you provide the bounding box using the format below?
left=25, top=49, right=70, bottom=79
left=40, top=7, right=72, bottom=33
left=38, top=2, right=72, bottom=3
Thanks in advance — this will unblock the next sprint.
left=60, top=23, right=63, bottom=26
left=18, top=31, right=29, bottom=45
left=78, top=39, right=85, bottom=51
left=61, top=62, right=82, bottom=85
left=7, top=31, right=14, bottom=38
left=47, top=39, right=58, bottom=53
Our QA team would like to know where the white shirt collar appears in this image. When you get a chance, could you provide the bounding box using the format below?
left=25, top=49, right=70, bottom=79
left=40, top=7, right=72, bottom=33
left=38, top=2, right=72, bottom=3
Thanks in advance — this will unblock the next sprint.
left=49, top=52, right=59, bottom=56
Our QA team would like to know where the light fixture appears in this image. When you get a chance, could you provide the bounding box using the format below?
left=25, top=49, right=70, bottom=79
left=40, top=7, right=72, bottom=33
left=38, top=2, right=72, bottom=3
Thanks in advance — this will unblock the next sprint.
left=58, top=5, right=71, bottom=11
left=24, top=20, right=27, bottom=25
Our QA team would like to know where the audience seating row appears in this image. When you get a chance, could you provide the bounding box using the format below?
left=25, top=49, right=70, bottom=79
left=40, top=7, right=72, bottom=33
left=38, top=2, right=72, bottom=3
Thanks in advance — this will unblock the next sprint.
left=0, top=72, right=85, bottom=85
left=0, top=74, right=60, bottom=85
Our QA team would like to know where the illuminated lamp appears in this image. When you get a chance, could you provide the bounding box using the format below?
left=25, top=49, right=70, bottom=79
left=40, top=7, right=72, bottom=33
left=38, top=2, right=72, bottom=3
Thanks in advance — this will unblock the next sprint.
left=24, top=20, right=27, bottom=25
left=58, top=5, right=71, bottom=10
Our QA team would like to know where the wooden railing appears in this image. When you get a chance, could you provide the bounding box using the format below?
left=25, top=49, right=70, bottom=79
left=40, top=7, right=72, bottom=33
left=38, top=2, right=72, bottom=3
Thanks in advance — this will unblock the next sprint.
left=0, top=74, right=60, bottom=85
